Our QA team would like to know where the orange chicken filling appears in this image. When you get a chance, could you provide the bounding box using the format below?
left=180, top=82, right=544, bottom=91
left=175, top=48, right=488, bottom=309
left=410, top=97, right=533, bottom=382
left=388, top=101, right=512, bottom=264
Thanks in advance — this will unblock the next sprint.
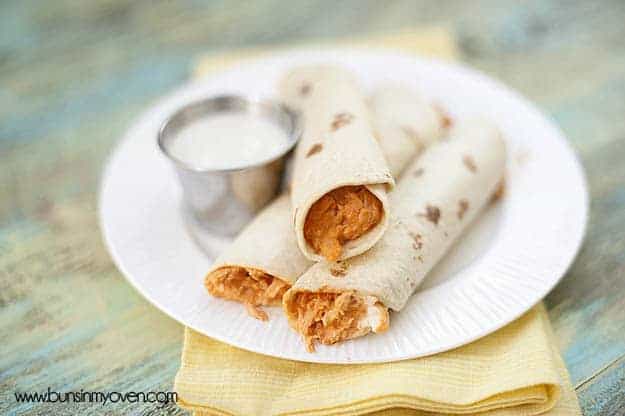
left=303, top=186, right=383, bottom=261
left=205, top=267, right=290, bottom=321
left=286, top=290, right=389, bottom=352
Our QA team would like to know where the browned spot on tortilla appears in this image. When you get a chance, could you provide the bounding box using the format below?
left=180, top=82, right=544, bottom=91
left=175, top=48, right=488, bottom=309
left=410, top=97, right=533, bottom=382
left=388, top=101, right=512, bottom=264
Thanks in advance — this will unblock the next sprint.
left=409, top=232, right=423, bottom=250
left=419, top=204, right=441, bottom=225
left=491, top=179, right=506, bottom=203
left=458, top=199, right=469, bottom=220
left=463, top=155, right=478, bottom=173
left=433, top=103, right=453, bottom=128
left=300, top=83, right=311, bottom=96
left=306, top=143, right=323, bottom=158
left=330, top=112, right=354, bottom=131
left=413, top=168, right=424, bottom=177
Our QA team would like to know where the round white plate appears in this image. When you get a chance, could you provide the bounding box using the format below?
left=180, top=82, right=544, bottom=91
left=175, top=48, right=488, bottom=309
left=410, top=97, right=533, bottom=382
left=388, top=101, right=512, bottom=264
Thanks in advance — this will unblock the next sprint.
left=99, top=49, right=588, bottom=364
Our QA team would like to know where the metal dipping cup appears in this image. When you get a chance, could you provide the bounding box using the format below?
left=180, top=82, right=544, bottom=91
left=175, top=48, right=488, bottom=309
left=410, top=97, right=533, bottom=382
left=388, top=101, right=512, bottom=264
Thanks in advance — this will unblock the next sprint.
left=158, top=95, right=300, bottom=236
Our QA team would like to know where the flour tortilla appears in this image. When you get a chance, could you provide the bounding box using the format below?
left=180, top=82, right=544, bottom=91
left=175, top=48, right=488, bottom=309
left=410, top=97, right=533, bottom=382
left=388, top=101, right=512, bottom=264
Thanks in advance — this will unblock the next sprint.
left=206, top=83, right=448, bottom=291
left=369, top=84, right=446, bottom=176
left=283, top=77, right=446, bottom=179
left=279, top=66, right=395, bottom=261
left=206, top=193, right=310, bottom=285
left=284, top=119, right=506, bottom=317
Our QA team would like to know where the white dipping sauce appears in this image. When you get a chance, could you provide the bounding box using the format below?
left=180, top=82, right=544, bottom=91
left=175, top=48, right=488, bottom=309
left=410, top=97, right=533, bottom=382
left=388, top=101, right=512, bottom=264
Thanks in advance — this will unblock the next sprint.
left=168, top=113, right=289, bottom=170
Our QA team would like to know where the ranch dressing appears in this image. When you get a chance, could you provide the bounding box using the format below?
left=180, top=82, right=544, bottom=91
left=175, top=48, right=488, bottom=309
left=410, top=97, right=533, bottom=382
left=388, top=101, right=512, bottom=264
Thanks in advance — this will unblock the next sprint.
left=168, top=113, right=289, bottom=170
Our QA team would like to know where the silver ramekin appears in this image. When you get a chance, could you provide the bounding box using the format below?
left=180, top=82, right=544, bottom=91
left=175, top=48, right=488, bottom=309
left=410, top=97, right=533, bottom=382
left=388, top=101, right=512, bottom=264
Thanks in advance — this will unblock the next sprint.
left=158, top=95, right=300, bottom=236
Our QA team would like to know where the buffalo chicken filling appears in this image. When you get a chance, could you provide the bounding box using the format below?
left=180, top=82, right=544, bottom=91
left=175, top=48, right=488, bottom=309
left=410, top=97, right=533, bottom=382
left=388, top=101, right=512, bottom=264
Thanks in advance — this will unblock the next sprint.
left=205, top=267, right=290, bottom=321
left=303, top=186, right=383, bottom=261
left=285, top=290, right=389, bottom=352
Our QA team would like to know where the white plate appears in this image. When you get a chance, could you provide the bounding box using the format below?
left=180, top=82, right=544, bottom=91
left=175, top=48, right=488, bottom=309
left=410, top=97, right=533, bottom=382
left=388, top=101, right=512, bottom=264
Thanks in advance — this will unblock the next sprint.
left=99, top=49, right=588, bottom=364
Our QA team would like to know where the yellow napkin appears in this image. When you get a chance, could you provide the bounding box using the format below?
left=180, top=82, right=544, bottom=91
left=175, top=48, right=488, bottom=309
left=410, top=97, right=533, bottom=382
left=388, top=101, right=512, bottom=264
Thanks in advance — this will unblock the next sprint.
left=192, top=27, right=459, bottom=77
left=175, top=29, right=581, bottom=416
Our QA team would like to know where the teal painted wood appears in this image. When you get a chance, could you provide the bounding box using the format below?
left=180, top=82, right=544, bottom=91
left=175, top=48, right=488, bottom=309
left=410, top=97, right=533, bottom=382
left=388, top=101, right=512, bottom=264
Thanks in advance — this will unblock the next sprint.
left=1, top=1, right=624, bottom=414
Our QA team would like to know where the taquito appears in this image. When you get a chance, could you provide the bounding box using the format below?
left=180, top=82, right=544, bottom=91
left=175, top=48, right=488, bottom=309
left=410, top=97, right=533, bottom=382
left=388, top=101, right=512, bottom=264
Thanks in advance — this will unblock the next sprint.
left=204, top=194, right=308, bottom=320
left=369, top=84, right=447, bottom=176
left=283, top=119, right=506, bottom=351
left=205, top=84, right=448, bottom=320
left=280, top=66, right=394, bottom=262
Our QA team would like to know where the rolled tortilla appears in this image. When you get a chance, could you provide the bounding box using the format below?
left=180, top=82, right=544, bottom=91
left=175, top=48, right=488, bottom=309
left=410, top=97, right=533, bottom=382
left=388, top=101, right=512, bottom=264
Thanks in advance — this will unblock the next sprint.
left=283, top=119, right=506, bottom=351
left=205, top=83, right=448, bottom=320
left=284, top=77, right=448, bottom=180
left=369, top=84, right=447, bottom=176
left=204, top=194, right=310, bottom=320
left=280, top=66, right=395, bottom=262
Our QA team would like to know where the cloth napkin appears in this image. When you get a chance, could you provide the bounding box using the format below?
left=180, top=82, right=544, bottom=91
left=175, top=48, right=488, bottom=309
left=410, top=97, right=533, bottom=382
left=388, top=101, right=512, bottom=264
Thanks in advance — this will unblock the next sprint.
left=174, top=28, right=581, bottom=416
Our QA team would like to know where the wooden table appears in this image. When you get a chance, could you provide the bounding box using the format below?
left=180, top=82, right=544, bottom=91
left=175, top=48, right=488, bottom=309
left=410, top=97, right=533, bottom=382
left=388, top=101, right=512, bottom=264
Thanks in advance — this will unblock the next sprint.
left=1, top=1, right=624, bottom=414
